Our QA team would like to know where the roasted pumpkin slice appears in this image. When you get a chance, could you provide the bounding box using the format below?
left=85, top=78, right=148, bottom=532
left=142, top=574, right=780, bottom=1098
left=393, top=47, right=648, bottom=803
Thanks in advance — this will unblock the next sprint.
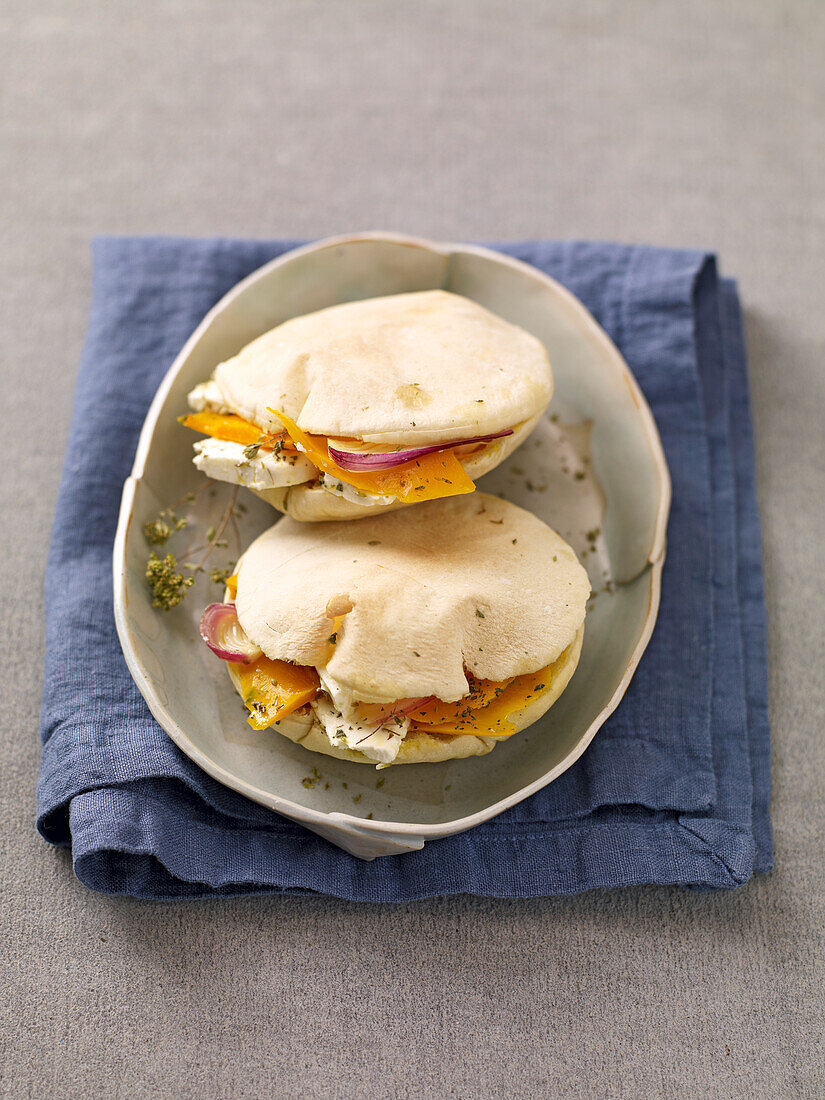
left=270, top=410, right=475, bottom=503
left=407, top=663, right=559, bottom=739
left=180, top=411, right=293, bottom=451
left=230, top=655, right=319, bottom=730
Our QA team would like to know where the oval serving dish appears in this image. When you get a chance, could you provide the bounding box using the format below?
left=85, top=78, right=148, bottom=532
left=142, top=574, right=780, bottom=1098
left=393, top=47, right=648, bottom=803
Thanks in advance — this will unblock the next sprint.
left=113, top=232, right=670, bottom=860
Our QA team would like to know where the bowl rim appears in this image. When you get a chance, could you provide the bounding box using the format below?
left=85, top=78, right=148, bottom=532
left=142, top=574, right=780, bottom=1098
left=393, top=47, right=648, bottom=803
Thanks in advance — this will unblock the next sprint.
left=113, top=231, right=671, bottom=840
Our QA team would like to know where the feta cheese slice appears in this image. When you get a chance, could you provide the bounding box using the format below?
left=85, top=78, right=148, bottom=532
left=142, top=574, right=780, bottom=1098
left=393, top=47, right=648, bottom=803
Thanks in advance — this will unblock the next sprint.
left=317, top=471, right=396, bottom=508
left=193, top=438, right=315, bottom=491
left=311, top=696, right=408, bottom=765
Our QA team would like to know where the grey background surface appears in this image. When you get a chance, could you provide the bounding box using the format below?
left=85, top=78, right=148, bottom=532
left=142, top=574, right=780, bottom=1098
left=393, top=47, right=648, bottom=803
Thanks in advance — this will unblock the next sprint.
left=2, top=2, right=823, bottom=1097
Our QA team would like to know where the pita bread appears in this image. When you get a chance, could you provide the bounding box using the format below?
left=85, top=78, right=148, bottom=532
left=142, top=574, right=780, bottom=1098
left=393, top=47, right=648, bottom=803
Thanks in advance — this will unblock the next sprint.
left=235, top=493, right=589, bottom=698
left=227, top=493, right=589, bottom=765
left=249, top=411, right=541, bottom=521
left=228, top=625, right=583, bottom=766
left=213, top=290, right=552, bottom=446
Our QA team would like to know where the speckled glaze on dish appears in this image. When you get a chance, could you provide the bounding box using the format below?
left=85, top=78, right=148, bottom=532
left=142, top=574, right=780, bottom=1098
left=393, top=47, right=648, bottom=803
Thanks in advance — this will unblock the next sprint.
left=113, top=233, right=670, bottom=859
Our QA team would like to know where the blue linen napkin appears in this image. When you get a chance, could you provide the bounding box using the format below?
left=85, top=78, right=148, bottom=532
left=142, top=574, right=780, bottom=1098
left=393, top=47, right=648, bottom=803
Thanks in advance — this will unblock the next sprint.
left=37, top=238, right=772, bottom=899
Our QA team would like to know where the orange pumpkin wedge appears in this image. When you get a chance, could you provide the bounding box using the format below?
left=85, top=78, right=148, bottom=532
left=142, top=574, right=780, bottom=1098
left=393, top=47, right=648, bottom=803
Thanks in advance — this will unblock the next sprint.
left=230, top=655, right=319, bottom=731
left=270, top=409, right=476, bottom=503
left=407, top=663, right=558, bottom=739
left=179, top=411, right=294, bottom=451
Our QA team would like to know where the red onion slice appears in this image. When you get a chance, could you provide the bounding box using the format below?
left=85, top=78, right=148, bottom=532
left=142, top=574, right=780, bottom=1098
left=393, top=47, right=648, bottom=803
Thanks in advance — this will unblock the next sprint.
left=327, top=428, right=514, bottom=471
left=369, top=696, right=434, bottom=729
left=199, top=602, right=262, bottom=663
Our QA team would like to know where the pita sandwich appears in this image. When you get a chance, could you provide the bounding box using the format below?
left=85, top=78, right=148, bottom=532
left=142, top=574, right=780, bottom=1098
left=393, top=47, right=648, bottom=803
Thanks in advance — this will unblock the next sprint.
left=181, top=290, right=553, bottom=521
left=198, top=494, right=590, bottom=768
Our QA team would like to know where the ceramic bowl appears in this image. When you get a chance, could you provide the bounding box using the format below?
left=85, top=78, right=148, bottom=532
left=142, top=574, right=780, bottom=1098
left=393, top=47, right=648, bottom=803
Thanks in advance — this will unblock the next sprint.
left=113, top=233, right=670, bottom=859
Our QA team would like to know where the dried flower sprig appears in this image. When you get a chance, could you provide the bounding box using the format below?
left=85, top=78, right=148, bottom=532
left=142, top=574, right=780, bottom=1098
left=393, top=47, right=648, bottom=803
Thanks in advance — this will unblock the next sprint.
left=143, top=510, right=187, bottom=546
left=143, top=485, right=240, bottom=610
left=146, top=553, right=194, bottom=609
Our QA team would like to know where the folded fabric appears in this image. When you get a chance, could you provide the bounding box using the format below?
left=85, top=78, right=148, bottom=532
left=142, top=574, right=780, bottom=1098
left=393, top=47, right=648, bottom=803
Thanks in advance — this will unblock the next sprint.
left=37, top=237, right=772, bottom=899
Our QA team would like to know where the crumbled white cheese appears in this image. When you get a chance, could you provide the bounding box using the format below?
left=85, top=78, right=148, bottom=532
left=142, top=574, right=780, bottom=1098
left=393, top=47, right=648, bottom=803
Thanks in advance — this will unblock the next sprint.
left=316, top=471, right=396, bottom=508
left=314, top=668, right=409, bottom=764
left=311, top=695, right=408, bottom=765
left=187, top=379, right=231, bottom=413
left=193, top=438, right=315, bottom=491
